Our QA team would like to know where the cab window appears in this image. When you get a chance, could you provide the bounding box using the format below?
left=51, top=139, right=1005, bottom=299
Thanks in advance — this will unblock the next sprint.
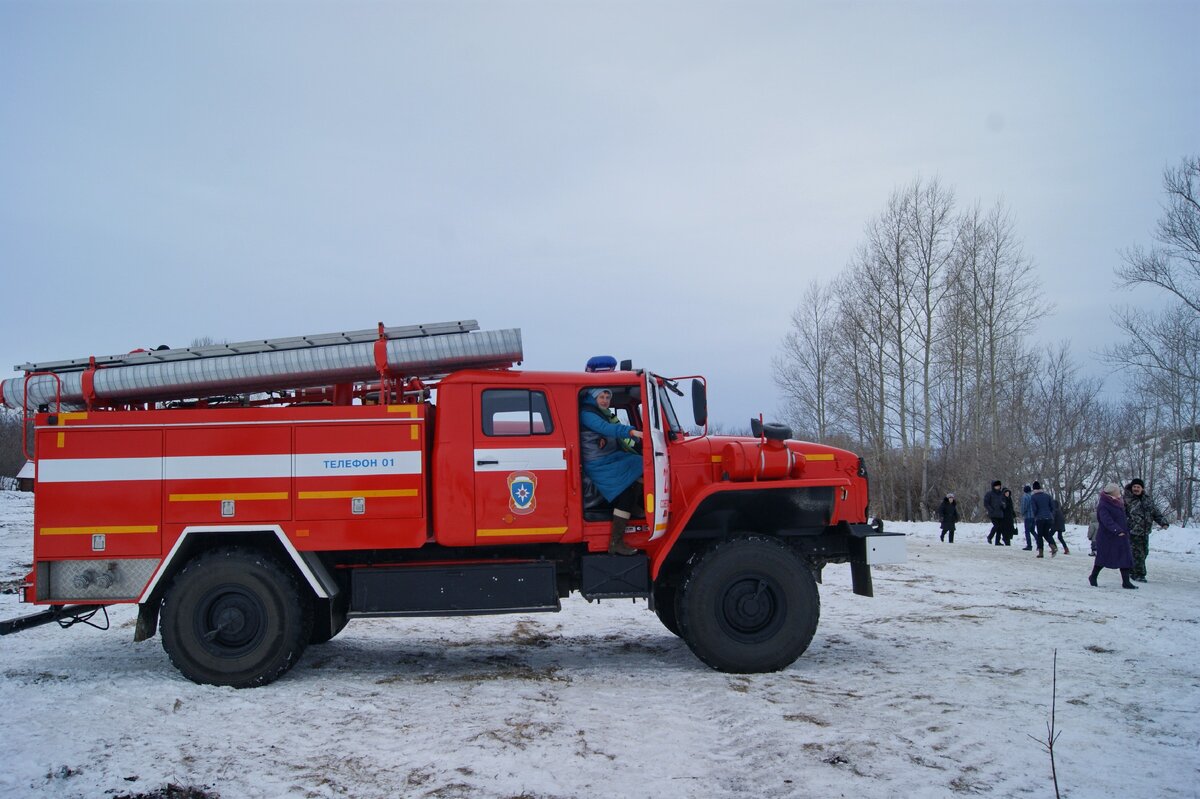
left=482, top=389, right=554, bottom=436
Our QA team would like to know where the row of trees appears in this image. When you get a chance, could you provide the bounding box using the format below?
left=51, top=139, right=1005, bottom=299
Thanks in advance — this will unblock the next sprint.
left=0, top=411, right=25, bottom=488
left=775, top=158, right=1199, bottom=524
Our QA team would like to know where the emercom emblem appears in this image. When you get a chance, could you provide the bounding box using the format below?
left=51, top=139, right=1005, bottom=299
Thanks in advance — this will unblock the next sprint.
left=507, top=471, right=537, bottom=515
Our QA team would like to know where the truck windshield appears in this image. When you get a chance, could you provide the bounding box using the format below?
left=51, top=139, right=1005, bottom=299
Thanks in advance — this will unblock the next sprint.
left=653, top=375, right=685, bottom=436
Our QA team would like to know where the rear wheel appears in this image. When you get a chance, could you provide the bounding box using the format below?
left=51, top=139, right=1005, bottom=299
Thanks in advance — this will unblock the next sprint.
left=678, top=536, right=819, bottom=673
left=160, top=547, right=312, bottom=687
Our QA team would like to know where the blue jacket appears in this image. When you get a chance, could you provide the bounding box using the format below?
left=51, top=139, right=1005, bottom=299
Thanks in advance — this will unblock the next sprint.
left=579, top=396, right=643, bottom=501
left=1030, top=490, right=1054, bottom=521
left=1020, top=492, right=1034, bottom=520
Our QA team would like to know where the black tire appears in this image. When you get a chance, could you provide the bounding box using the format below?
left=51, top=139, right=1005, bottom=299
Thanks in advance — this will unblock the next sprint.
left=678, top=536, right=819, bottom=673
left=652, top=580, right=682, bottom=638
left=160, top=547, right=313, bottom=688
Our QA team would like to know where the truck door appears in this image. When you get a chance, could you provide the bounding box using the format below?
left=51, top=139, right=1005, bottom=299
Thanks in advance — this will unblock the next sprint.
left=473, top=387, right=573, bottom=544
left=645, top=376, right=672, bottom=540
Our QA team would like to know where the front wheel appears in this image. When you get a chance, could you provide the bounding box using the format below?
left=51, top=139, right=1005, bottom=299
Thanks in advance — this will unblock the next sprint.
left=160, top=547, right=312, bottom=688
left=678, top=536, right=819, bottom=673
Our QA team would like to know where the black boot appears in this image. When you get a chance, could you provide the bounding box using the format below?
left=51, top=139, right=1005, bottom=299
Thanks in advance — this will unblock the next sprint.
left=607, top=516, right=637, bottom=556
left=1088, top=567, right=1100, bottom=587
left=1121, top=569, right=1138, bottom=589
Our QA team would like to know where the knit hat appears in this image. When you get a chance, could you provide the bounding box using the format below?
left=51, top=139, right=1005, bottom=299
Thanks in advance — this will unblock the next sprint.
left=589, top=387, right=612, bottom=401
left=947, top=493, right=955, bottom=499
left=1023, top=484, right=1031, bottom=493
left=1129, top=478, right=1145, bottom=489
left=992, top=480, right=1002, bottom=488
left=1103, top=482, right=1121, bottom=497
left=1032, top=481, right=1041, bottom=490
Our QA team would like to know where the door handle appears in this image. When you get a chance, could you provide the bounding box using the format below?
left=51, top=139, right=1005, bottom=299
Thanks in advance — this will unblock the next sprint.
left=476, top=459, right=499, bottom=465
left=565, top=446, right=576, bottom=496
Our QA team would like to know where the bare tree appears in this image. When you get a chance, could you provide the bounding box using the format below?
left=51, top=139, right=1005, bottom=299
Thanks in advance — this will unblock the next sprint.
left=1109, top=155, right=1200, bottom=523
left=840, top=241, right=903, bottom=516
left=904, top=177, right=958, bottom=516
left=1111, top=156, right=1200, bottom=389
left=0, top=410, right=28, bottom=483
left=1116, top=155, right=1200, bottom=316
left=958, top=200, right=1039, bottom=448
left=774, top=280, right=840, bottom=440
left=1025, top=344, right=1118, bottom=519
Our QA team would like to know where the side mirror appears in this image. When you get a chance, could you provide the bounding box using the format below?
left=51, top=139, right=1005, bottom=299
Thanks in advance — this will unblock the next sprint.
left=691, top=379, right=707, bottom=427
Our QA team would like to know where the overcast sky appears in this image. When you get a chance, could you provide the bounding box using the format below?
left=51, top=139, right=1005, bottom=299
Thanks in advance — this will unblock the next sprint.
left=1, top=1, right=1197, bottom=428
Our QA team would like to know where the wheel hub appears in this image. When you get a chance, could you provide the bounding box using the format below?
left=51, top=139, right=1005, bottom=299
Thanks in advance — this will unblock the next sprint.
left=720, top=577, right=783, bottom=640
left=196, top=586, right=267, bottom=657
left=214, top=604, right=248, bottom=637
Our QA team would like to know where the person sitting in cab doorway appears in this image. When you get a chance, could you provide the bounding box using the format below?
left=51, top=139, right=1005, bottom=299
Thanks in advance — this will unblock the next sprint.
left=580, top=387, right=645, bottom=555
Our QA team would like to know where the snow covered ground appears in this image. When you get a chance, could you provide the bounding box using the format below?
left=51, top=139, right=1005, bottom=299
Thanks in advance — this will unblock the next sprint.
left=1, top=489, right=1197, bottom=799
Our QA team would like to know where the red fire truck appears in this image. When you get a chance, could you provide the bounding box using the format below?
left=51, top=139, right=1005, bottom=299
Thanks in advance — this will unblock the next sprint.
left=0, top=320, right=904, bottom=687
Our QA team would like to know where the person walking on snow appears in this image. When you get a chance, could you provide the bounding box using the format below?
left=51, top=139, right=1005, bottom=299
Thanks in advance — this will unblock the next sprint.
left=1089, top=483, right=1138, bottom=589
left=1000, top=487, right=1016, bottom=546
left=939, top=493, right=959, bottom=542
left=1122, top=478, right=1169, bottom=582
left=984, top=480, right=1005, bottom=545
left=1051, top=494, right=1070, bottom=554
left=1020, top=484, right=1036, bottom=550
left=1030, top=481, right=1058, bottom=558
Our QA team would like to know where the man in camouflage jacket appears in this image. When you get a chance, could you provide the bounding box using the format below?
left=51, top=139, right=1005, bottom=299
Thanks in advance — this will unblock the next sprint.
left=1123, top=478, right=1170, bottom=582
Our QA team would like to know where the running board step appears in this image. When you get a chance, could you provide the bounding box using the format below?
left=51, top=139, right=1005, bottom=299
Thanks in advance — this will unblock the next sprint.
left=580, top=554, right=650, bottom=600
left=349, top=562, right=560, bottom=617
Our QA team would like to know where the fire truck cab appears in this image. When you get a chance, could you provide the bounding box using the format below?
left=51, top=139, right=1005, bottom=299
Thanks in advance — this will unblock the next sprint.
left=1, top=321, right=904, bottom=687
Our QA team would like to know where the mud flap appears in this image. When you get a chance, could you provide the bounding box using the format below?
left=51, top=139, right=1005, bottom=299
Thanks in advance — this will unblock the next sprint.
left=134, top=602, right=159, bottom=641
left=850, top=562, right=873, bottom=597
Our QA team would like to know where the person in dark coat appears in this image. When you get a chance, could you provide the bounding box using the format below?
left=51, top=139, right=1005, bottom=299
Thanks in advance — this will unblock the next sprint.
left=1000, top=488, right=1016, bottom=546
left=1030, top=481, right=1058, bottom=558
left=983, top=480, right=1005, bottom=544
left=1122, top=478, right=1170, bottom=582
left=1089, top=483, right=1138, bottom=589
left=938, top=493, right=959, bottom=542
left=580, top=388, right=645, bottom=555
left=1050, top=495, right=1070, bottom=554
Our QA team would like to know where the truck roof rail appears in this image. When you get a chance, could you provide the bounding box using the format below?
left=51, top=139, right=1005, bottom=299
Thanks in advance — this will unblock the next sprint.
left=17, top=320, right=482, bottom=373
left=2, top=320, right=523, bottom=412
